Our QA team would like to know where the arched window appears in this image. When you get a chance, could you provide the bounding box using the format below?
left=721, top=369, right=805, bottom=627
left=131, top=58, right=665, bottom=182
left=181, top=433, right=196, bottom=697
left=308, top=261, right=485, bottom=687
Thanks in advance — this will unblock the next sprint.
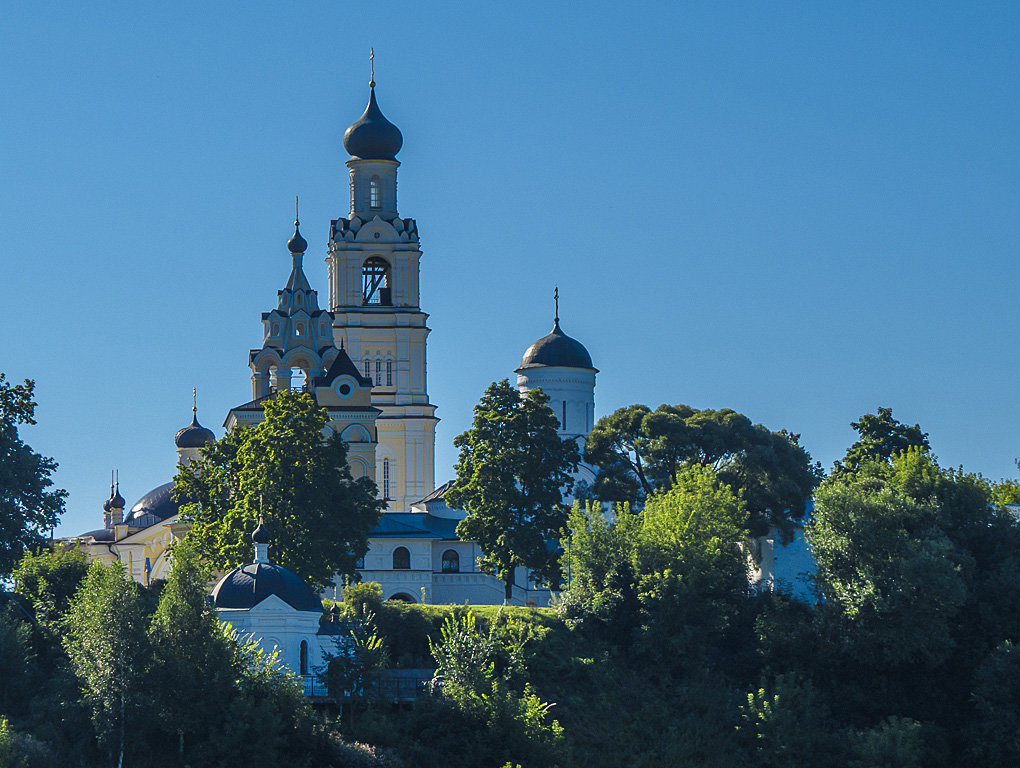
left=386, top=360, right=393, bottom=386
left=376, top=360, right=381, bottom=384
left=441, top=549, right=460, bottom=573
left=383, top=458, right=390, bottom=500
left=295, top=323, right=304, bottom=336
left=300, top=640, right=309, bottom=675
left=392, top=546, right=410, bottom=570
left=362, top=257, right=391, bottom=305
left=364, top=360, right=371, bottom=381
left=296, top=294, right=302, bottom=306
left=369, top=175, right=381, bottom=209
left=388, top=592, right=415, bottom=603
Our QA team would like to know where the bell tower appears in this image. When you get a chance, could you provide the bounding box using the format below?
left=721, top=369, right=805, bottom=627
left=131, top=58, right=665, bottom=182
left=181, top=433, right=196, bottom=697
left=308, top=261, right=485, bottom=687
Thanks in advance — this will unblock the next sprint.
left=326, top=63, right=437, bottom=512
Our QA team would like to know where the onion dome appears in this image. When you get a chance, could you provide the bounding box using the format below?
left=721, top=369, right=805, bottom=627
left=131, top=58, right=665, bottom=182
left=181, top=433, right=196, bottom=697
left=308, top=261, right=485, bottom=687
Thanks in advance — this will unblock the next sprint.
left=175, top=412, right=215, bottom=449
left=517, top=319, right=595, bottom=371
left=287, top=219, right=307, bottom=255
left=343, top=86, right=403, bottom=161
left=109, top=483, right=125, bottom=510
left=212, top=562, right=323, bottom=613
left=252, top=521, right=271, bottom=544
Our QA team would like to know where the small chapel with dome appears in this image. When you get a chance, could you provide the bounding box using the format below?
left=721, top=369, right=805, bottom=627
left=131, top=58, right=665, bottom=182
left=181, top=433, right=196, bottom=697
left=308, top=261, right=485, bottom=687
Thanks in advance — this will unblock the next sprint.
left=68, top=70, right=600, bottom=610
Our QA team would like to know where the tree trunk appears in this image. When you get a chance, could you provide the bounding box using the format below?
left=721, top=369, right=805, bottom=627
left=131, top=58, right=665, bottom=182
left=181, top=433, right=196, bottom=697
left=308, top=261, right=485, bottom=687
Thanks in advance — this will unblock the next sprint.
left=504, top=574, right=513, bottom=605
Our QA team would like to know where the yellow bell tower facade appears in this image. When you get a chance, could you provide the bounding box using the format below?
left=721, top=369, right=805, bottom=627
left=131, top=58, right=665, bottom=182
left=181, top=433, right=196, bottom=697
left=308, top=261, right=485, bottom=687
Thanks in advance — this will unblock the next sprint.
left=327, top=79, right=437, bottom=512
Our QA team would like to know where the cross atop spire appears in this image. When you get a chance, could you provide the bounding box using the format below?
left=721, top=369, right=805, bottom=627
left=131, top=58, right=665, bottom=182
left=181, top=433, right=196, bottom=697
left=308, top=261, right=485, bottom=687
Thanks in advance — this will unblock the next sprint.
left=554, top=286, right=560, bottom=326
left=369, top=48, right=375, bottom=88
left=294, top=195, right=300, bottom=227
left=192, top=387, right=197, bottom=415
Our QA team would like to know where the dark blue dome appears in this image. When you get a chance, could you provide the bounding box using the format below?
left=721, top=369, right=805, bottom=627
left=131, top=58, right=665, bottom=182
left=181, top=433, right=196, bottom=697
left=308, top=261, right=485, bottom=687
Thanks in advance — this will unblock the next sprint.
left=252, top=522, right=271, bottom=544
left=517, top=320, right=595, bottom=370
left=287, top=221, right=307, bottom=254
left=128, top=482, right=188, bottom=524
left=175, top=414, right=215, bottom=449
left=343, top=87, right=403, bottom=161
left=212, top=562, right=322, bottom=613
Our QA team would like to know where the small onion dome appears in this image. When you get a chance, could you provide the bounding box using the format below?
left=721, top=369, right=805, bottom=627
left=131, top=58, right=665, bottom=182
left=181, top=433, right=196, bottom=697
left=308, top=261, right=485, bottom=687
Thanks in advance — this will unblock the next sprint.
left=212, top=562, right=323, bottom=612
left=175, top=413, right=215, bottom=449
left=517, top=319, right=596, bottom=371
left=109, top=485, right=125, bottom=510
left=287, top=220, right=307, bottom=254
left=343, top=86, right=403, bottom=160
left=252, top=522, right=271, bottom=544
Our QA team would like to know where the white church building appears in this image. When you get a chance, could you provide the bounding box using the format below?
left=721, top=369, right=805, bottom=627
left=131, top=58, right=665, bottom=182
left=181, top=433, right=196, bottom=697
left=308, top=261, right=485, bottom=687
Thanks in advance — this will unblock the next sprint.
left=69, top=75, right=603, bottom=609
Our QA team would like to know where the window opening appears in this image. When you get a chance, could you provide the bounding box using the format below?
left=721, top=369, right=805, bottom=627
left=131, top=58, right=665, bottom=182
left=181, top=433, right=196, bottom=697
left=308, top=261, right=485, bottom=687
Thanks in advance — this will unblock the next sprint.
left=361, top=257, right=391, bottom=305
left=354, top=554, right=365, bottom=569
left=369, top=176, right=381, bottom=209
left=364, top=360, right=371, bottom=380
left=392, top=546, right=410, bottom=570
left=386, top=360, right=393, bottom=386
left=562, top=401, right=567, bottom=431
left=383, top=458, right=390, bottom=500
left=300, top=641, right=308, bottom=675
left=441, top=549, right=460, bottom=573
left=376, top=360, right=381, bottom=384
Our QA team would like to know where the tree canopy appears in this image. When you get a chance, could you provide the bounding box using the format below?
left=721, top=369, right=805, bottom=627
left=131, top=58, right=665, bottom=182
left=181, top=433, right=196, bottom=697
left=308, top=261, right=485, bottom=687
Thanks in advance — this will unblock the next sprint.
left=831, top=406, right=930, bottom=477
left=174, top=390, right=384, bottom=592
left=585, top=403, right=822, bottom=538
left=445, top=380, right=579, bottom=602
left=0, top=374, right=66, bottom=576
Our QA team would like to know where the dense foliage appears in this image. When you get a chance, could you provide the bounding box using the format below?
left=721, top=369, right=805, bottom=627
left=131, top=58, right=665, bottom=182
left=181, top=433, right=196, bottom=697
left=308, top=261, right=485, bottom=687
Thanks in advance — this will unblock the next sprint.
left=585, top=403, right=823, bottom=537
left=174, top=390, right=385, bottom=591
left=0, top=375, right=66, bottom=576
left=446, top=379, right=579, bottom=601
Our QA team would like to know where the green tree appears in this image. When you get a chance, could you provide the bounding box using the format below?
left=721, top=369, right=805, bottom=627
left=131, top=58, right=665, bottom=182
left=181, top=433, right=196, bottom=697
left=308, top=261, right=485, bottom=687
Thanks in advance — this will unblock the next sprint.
left=585, top=404, right=821, bottom=538
left=0, top=375, right=66, bottom=576
left=148, top=540, right=239, bottom=760
left=446, top=380, right=579, bottom=603
left=62, top=563, right=149, bottom=768
left=991, top=459, right=1020, bottom=505
left=807, top=463, right=967, bottom=666
left=832, top=406, right=930, bottom=477
left=12, top=547, right=90, bottom=629
left=174, top=390, right=384, bottom=591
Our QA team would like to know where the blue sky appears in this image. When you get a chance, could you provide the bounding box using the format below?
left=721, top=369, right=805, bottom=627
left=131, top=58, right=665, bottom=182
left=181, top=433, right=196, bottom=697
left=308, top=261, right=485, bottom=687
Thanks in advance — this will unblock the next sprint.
left=2, top=2, right=1017, bottom=537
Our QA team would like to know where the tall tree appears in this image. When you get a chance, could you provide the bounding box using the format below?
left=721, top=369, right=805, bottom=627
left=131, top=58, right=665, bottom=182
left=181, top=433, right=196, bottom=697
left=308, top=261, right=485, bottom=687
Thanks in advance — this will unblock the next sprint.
left=0, top=375, right=66, bottom=576
left=62, top=563, right=149, bottom=768
left=831, top=406, right=930, bottom=477
left=12, top=547, right=90, bottom=630
left=585, top=404, right=822, bottom=538
left=445, top=380, right=579, bottom=603
left=174, top=390, right=384, bottom=591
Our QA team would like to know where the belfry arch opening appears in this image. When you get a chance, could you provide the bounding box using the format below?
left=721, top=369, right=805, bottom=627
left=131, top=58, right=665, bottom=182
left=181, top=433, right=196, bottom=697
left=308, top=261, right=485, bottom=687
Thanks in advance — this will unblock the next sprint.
left=362, top=257, right=391, bottom=306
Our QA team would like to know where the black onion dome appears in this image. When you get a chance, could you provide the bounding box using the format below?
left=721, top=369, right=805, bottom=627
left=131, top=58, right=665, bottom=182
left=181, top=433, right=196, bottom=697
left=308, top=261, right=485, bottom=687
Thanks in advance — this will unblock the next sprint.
left=252, top=522, right=271, bottom=544
left=127, top=482, right=189, bottom=523
left=287, top=221, right=307, bottom=254
left=109, top=485, right=126, bottom=509
left=212, top=562, right=323, bottom=613
left=343, top=87, right=403, bottom=160
left=175, top=414, right=215, bottom=449
left=517, top=320, right=595, bottom=370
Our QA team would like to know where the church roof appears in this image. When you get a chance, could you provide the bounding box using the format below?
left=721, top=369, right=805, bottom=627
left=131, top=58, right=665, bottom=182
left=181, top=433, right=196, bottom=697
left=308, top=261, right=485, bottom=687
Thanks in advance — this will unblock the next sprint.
left=127, top=482, right=189, bottom=524
left=343, top=86, right=403, bottom=161
left=314, top=347, right=373, bottom=388
left=175, top=413, right=215, bottom=449
left=371, top=513, right=461, bottom=540
left=517, top=319, right=596, bottom=371
left=212, top=562, right=323, bottom=613
left=415, top=480, right=455, bottom=505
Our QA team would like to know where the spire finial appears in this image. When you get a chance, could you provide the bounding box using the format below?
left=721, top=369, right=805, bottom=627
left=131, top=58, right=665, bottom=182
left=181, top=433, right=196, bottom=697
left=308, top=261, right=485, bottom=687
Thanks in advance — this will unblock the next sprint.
left=369, top=48, right=375, bottom=88
left=294, top=195, right=300, bottom=227
left=554, top=286, right=560, bottom=325
left=340, top=338, right=345, bottom=351
left=192, top=387, right=197, bottom=415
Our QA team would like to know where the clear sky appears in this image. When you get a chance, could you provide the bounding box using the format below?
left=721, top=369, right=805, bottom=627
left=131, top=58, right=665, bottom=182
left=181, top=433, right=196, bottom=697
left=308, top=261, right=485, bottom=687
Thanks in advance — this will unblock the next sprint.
left=2, top=1, right=1017, bottom=538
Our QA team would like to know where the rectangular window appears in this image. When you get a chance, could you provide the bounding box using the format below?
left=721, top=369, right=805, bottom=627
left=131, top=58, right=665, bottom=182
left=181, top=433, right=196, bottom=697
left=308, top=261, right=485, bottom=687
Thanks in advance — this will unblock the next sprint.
left=562, top=401, right=567, bottom=431
left=376, top=360, right=381, bottom=384
left=386, top=360, right=393, bottom=386
left=383, top=459, right=390, bottom=500
left=364, top=360, right=371, bottom=380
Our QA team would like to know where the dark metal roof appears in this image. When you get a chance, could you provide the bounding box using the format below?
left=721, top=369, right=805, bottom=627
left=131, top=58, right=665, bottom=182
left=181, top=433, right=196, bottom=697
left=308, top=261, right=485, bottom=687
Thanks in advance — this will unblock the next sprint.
left=79, top=528, right=116, bottom=542
left=212, top=562, right=323, bottom=613
left=252, top=523, right=271, bottom=544
left=314, top=347, right=373, bottom=388
left=415, top=480, right=455, bottom=505
left=127, top=482, right=189, bottom=524
left=175, top=414, right=215, bottom=449
left=343, top=86, right=403, bottom=161
left=371, top=513, right=461, bottom=540
left=287, top=221, right=307, bottom=254
left=517, top=319, right=596, bottom=371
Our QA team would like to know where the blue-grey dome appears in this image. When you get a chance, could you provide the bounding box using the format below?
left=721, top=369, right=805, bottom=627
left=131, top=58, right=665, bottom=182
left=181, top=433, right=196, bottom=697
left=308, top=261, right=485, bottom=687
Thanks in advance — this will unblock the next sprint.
left=287, top=221, right=307, bottom=254
left=127, top=482, right=186, bottom=524
left=517, top=320, right=595, bottom=370
left=212, top=562, right=323, bottom=613
left=252, top=522, right=271, bottom=544
left=175, top=414, right=215, bottom=449
left=343, top=87, right=403, bottom=161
